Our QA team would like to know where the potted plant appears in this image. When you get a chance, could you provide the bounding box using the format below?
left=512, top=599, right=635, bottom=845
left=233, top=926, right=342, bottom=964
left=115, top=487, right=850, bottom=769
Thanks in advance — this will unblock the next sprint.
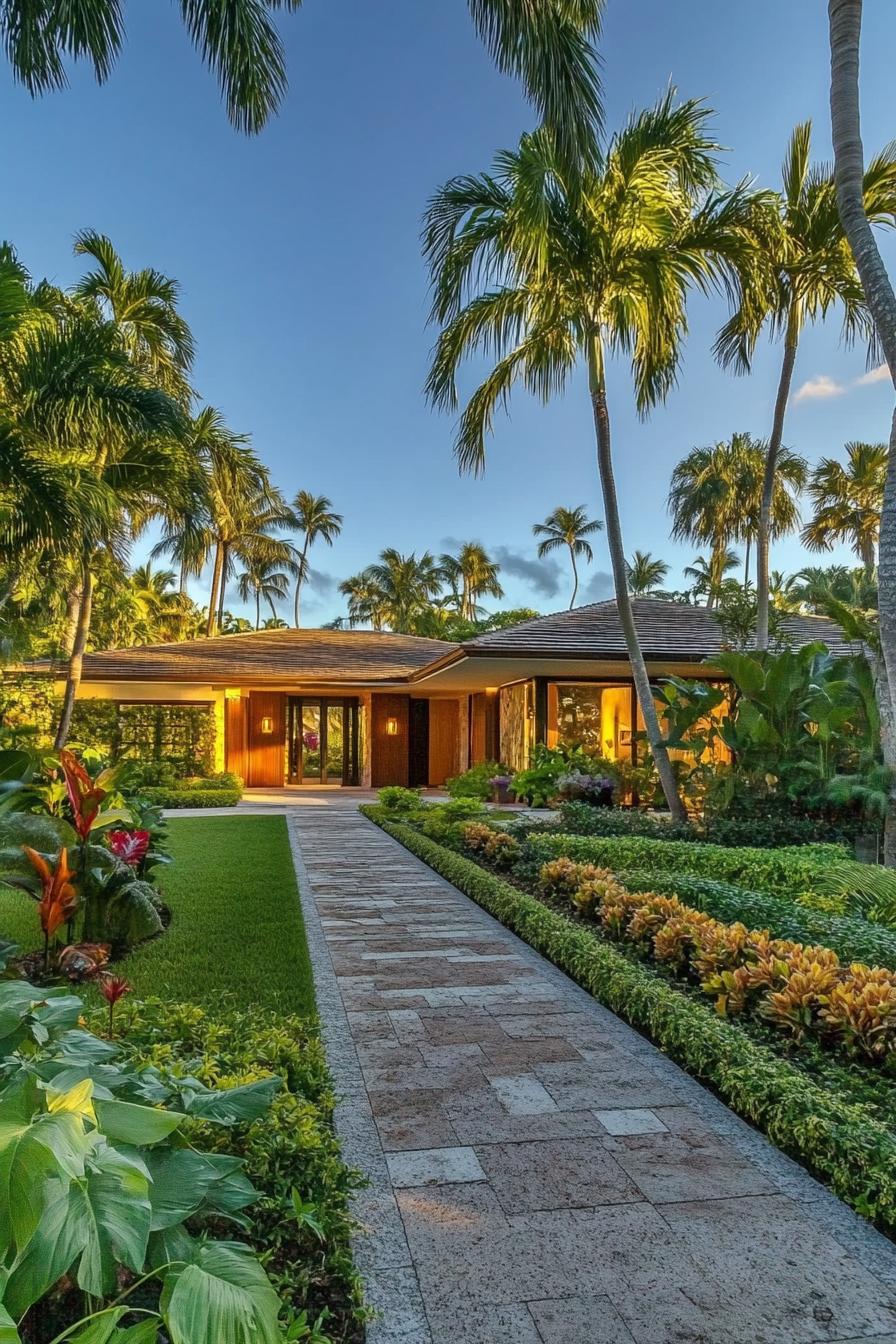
left=488, top=774, right=515, bottom=806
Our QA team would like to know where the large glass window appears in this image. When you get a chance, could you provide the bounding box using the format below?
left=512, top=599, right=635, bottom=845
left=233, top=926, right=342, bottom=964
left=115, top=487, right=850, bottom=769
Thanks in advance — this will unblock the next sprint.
left=549, top=683, right=634, bottom=762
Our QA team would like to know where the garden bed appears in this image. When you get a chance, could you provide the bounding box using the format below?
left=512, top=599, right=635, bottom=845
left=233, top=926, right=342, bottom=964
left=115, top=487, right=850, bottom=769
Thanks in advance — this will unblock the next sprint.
left=363, top=804, right=896, bottom=1234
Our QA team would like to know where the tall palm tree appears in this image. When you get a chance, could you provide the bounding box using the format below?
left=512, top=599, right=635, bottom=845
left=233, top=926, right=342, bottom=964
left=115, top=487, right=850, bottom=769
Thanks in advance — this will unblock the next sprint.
left=532, top=505, right=602, bottom=608
left=829, top=0, right=896, bottom=866
left=440, top=541, right=504, bottom=620
left=715, top=120, right=896, bottom=648
left=339, top=549, right=445, bottom=633
left=802, top=440, right=886, bottom=578
left=424, top=95, right=757, bottom=822
left=207, top=481, right=298, bottom=635
left=683, top=549, right=739, bottom=608
left=3, top=2, right=604, bottom=152
left=291, top=491, right=343, bottom=627
left=625, top=551, right=669, bottom=597
left=237, top=558, right=293, bottom=629
left=669, top=433, right=807, bottom=590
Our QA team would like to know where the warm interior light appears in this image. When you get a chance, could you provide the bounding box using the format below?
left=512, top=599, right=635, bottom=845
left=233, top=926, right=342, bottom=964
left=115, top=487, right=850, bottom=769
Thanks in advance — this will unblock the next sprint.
left=386, top=717, right=399, bottom=736
left=224, top=688, right=242, bottom=700
left=260, top=716, right=274, bottom=735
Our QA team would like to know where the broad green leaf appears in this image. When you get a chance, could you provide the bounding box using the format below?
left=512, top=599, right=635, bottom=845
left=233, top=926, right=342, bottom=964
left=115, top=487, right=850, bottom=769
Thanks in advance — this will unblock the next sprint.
left=147, top=1224, right=196, bottom=1271
left=94, top=1099, right=185, bottom=1147
left=76, top=1141, right=152, bottom=1297
left=56, top=1029, right=120, bottom=1065
left=182, top=1076, right=280, bottom=1125
left=4, top=1176, right=89, bottom=1319
left=63, top=1309, right=160, bottom=1343
left=161, top=1241, right=282, bottom=1344
left=0, top=1301, right=20, bottom=1344
left=145, top=1150, right=248, bottom=1231
left=715, top=651, right=766, bottom=695
left=0, top=1109, right=90, bottom=1252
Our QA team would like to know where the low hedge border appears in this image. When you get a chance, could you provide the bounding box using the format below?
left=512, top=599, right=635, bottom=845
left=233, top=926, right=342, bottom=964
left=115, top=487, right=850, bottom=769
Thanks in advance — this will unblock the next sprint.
left=363, top=806, right=896, bottom=1232
left=618, top=870, right=896, bottom=972
left=140, top=786, right=242, bottom=809
left=524, top=832, right=851, bottom=902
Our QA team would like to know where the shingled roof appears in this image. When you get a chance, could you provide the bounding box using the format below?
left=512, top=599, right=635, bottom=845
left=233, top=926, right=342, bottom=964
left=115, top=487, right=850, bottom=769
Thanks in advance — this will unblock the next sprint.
left=75, top=628, right=457, bottom=684
left=459, top=598, right=853, bottom=661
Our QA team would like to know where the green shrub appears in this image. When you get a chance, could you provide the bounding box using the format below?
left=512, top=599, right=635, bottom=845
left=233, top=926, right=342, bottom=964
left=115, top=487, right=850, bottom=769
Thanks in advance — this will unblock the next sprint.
left=618, top=870, right=896, bottom=971
left=512, top=744, right=620, bottom=808
left=363, top=807, right=896, bottom=1233
left=377, top=785, right=423, bottom=813
left=418, top=797, right=486, bottom=844
left=140, top=786, right=242, bottom=809
left=557, top=800, right=866, bottom=849
left=116, top=998, right=366, bottom=1339
left=446, top=761, right=511, bottom=799
left=524, top=832, right=849, bottom=901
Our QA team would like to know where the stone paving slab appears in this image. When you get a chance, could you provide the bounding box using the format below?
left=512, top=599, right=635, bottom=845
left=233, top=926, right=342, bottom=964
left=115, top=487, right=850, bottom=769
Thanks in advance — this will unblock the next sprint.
left=287, top=802, right=896, bottom=1344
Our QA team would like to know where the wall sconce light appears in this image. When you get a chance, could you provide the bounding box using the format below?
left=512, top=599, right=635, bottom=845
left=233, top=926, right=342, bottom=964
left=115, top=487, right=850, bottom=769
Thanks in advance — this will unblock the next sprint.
left=386, top=717, right=399, bottom=736
left=260, top=716, right=274, bottom=735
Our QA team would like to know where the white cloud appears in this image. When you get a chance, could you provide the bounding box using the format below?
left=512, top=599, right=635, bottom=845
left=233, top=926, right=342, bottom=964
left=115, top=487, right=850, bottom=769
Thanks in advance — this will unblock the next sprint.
left=855, top=362, right=891, bottom=387
left=794, top=375, right=846, bottom=403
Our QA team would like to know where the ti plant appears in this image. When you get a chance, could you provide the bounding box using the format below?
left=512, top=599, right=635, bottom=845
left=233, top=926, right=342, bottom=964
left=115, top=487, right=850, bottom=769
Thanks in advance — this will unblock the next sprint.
left=0, top=968, right=287, bottom=1342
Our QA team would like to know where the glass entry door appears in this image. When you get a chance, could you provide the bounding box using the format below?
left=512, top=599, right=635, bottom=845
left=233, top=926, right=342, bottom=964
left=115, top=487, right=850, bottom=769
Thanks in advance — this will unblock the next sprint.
left=287, top=698, right=359, bottom=785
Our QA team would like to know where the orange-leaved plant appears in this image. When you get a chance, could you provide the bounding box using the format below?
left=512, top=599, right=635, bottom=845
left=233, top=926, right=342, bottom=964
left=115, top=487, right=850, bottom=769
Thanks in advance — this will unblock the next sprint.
left=23, top=846, right=79, bottom=970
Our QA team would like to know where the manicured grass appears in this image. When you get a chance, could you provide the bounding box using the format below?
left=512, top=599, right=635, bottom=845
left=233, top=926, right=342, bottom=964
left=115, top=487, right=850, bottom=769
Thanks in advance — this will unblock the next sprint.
left=128, top=815, right=316, bottom=1015
left=0, top=881, right=36, bottom=953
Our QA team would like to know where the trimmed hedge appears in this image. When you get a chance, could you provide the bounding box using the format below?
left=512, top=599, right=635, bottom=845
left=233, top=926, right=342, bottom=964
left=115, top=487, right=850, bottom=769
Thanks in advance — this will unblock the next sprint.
left=524, top=832, right=850, bottom=900
left=363, top=806, right=896, bottom=1233
left=140, top=786, right=242, bottom=809
left=557, top=799, right=867, bottom=849
left=619, top=870, right=896, bottom=972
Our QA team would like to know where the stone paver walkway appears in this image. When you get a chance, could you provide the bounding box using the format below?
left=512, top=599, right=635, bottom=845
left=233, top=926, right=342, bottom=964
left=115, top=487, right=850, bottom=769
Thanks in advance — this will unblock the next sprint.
left=287, top=802, right=896, bottom=1344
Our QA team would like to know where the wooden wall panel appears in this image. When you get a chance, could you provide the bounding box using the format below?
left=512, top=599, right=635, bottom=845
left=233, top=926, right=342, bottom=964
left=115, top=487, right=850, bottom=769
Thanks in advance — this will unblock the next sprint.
left=371, top=694, right=410, bottom=787
left=224, top=697, right=248, bottom=780
left=469, top=691, right=498, bottom=765
left=428, top=699, right=460, bottom=786
left=246, top=692, right=285, bottom=787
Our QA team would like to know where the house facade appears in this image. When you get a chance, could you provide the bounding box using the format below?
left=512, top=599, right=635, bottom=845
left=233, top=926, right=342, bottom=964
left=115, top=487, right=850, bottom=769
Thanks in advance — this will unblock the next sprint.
left=38, top=600, right=850, bottom=788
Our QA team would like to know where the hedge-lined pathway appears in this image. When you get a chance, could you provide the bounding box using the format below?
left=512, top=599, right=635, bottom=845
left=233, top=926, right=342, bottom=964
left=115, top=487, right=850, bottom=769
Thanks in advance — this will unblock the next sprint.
left=288, top=800, right=896, bottom=1344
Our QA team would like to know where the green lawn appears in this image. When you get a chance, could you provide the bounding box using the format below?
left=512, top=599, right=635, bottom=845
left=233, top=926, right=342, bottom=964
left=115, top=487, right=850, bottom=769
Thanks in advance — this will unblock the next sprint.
left=1, top=815, right=317, bottom=1018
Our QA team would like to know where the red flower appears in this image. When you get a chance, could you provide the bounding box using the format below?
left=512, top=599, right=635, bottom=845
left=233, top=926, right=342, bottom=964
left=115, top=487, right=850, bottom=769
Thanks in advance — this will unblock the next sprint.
left=107, top=830, right=150, bottom=867
left=98, top=974, right=132, bottom=1006
left=59, top=749, right=108, bottom=840
left=23, top=846, right=79, bottom=938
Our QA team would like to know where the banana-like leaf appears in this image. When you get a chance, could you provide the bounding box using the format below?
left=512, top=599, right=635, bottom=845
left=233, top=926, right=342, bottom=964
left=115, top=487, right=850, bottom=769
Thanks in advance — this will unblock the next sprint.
left=4, top=1175, right=89, bottom=1319
left=145, top=1150, right=256, bottom=1231
left=0, top=1101, right=90, bottom=1252
left=93, top=1099, right=185, bottom=1147
left=0, top=1301, right=20, bottom=1343
left=76, top=1141, right=152, bottom=1297
left=179, top=1076, right=280, bottom=1125
left=160, top=1241, right=282, bottom=1344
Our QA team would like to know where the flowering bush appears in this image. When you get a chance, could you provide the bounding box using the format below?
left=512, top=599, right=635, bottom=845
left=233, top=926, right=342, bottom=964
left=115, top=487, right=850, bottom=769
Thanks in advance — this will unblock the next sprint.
left=556, top=770, right=615, bottom=806
left=107, top=828, right=151, bottom=866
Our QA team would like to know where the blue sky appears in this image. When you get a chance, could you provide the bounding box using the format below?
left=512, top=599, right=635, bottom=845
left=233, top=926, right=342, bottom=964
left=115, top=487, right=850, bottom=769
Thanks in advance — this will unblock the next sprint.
left=3, top=0, right=896, bottom=624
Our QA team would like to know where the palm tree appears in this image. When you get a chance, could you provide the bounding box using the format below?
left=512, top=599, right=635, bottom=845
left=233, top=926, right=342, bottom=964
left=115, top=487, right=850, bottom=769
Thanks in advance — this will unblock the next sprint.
left=424, top=94, right=757, bottom=822
left=802, top=440, right=886, bottom=578
left=339, top=572, right=389, bottom=632
left=626, top=551, right=669, bottom=597
left=532, top=506, right=602, bottom=608
left=440, top=542, right=504, bottom=621
left=207, top=483, right=298, bottom=635
left=237, top=558, right=293, bottom=629
left=291, top=491, right=343, bottom=627
left=715, top=119, right=896, bottom=648
left=4, top=2, right=604, bottom=153
left=683, top=549, right=740, bottom=608
left=339, top=549, right=445, bottom=633
left=829, top=0, right=896, bottom=866
left=669, top=433, right=807, bottom=589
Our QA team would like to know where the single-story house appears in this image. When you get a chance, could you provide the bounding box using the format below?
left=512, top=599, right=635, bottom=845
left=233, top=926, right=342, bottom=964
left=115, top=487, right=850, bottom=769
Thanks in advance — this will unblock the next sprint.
left=27, top=599, right=851, bottom=788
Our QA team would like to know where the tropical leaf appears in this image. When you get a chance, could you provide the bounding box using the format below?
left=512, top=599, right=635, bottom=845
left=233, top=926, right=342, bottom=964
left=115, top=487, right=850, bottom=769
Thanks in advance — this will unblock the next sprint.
left=3, top=1176, right=89, bottom=1319
left=179, top=1076, right=280, bottom=1126
left=145, top=1150, right=256, bottom=1231
left=93, top=1099, right=184, bottom=1147
left=76, top=1141, right=152, bottom=1297
left=160, top=1240, right=282, bottom=1344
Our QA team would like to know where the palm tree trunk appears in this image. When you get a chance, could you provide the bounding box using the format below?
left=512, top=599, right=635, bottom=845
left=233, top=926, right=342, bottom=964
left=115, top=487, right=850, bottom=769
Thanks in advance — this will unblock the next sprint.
left=294, top=539, right=310, bottom=628
left=756, top=306, right=800, bottom=650
left=60, top=582, right=82, bottom=657
left=256, top=591, right=261, bottom=630
left=588, top=342, right=687, bottom=822
left=569, top=548, right=579, bottom=608
left=743, top=537, right=751, bottom=587
left=207, top=543, right=224, bottom=636
left=216, top=544, right=229, bottom=632
left=267, top=594, right=279, bottom=624
left=54, top=555, right=94, bottom=749
left=829, top=0, right=896, bottom=862
left=861, top=536, right=876, bottom=580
